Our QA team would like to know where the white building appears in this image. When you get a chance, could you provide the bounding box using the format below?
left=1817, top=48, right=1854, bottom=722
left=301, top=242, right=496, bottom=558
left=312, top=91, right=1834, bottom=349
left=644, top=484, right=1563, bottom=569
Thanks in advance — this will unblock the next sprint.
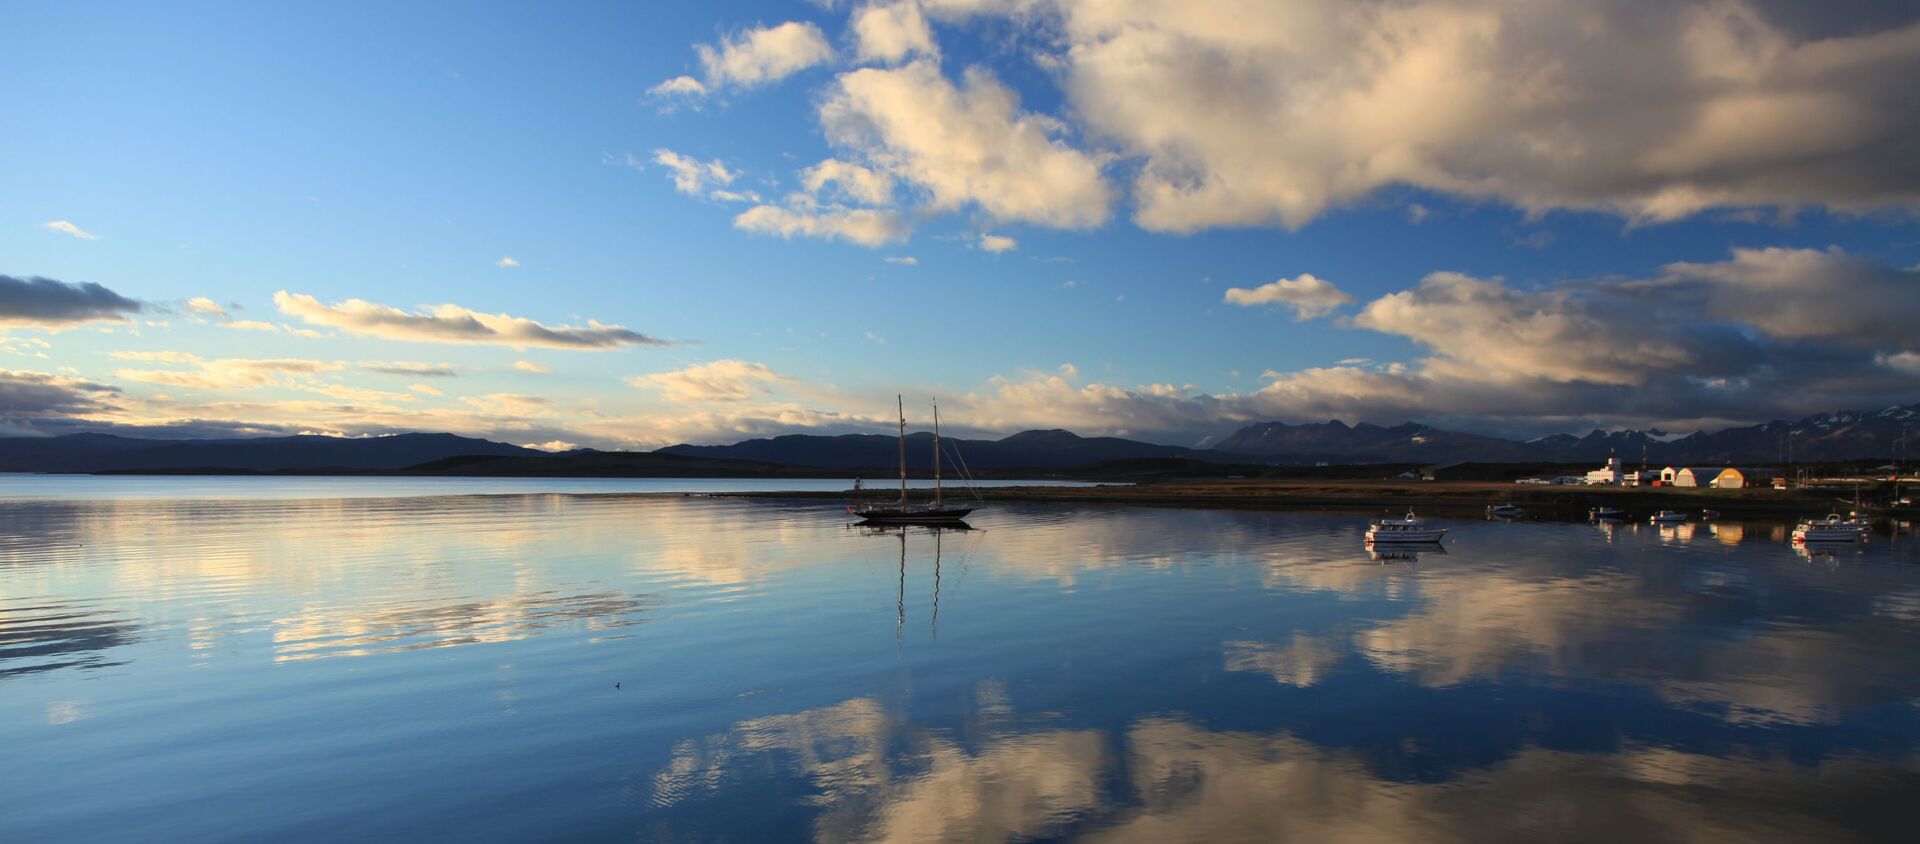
left=1586, top=457, right=1625, bottom=485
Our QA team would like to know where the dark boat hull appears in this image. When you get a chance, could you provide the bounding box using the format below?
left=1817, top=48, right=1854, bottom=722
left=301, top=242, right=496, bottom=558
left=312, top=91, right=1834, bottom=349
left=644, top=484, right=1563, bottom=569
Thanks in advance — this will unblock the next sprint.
left=856, top=507, right=974, bottom=525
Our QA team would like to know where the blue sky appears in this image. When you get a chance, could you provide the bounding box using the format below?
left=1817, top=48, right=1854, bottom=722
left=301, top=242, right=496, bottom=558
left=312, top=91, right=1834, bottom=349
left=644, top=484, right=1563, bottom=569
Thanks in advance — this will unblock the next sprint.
left=4, top=1, right=1919, bottom=448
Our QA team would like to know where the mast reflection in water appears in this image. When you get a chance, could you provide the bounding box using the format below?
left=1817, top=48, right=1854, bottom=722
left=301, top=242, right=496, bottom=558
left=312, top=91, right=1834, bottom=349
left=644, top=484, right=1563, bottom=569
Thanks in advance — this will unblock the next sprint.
left=4, top=481, right=1920, bottom=841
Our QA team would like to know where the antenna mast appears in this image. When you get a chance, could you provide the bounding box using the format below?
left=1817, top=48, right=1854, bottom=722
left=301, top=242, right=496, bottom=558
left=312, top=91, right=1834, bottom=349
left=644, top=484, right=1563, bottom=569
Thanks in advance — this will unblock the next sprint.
left=896, top=395, right=907, bottom=507
left=933, top=398, right=943, bottom=509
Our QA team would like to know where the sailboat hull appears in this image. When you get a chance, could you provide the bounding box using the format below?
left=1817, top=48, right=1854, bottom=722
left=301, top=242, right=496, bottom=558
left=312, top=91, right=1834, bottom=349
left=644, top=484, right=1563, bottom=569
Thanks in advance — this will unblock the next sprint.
left=856, top=507, right=975, bottom=525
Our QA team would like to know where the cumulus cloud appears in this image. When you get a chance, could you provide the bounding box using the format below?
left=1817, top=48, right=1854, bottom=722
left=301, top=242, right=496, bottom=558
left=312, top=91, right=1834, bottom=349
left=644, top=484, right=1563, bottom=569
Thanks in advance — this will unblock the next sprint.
left=1353, top=271, right=1759, bottom=387
left=802, top=158, right=896, bottom=206
left=852, top=1, right=938, bottom=64
left=647, top=75, right=708, bottom=99
left=1653, top=246, right=1920, bottom=349
left=976, top=233, right=1017, bottom=253
left=274, top=291, right=666, bottom=350
left=0, top=275, right=143, bottom=329
left=183, top=297, right=228, bottom=318
left=513, top=360, right=551, bottom=374
left=820, top=60, right=1112, bottom=228
left=0, top=369, right=120, bottom=425
left=628, top=360, right=788, bottom=403
left=1224, top=274, right=1354, bottom=320
left=734, top=204, right=911, bottom=247
left=1032, top=0, right=1920, bottom=229
left=496, top=256, right=520, bottom=269
left=686, top=21, right=835, bottom=92
left=654, top=149, right=739, bottom=198
left=38, top=220, right=99, bottom=240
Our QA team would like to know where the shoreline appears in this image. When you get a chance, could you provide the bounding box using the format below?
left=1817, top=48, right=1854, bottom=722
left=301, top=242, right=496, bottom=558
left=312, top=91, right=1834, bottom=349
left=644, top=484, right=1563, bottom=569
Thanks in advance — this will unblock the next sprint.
left=722, top=479, right=1871, bottom=518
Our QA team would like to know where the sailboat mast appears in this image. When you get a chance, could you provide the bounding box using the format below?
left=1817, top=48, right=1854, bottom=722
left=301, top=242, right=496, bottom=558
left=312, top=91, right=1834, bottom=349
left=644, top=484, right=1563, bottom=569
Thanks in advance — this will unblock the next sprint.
left=933, top=399, right=943, bottom=509
left=897, top=395, right=907, bottom=506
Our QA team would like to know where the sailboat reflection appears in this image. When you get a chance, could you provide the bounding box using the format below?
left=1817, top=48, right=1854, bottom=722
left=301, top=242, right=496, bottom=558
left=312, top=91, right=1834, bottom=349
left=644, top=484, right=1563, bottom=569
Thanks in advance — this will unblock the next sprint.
left=1368, top=543, right=1447, bottom=564
left=859, top=524, right=973, bottom=641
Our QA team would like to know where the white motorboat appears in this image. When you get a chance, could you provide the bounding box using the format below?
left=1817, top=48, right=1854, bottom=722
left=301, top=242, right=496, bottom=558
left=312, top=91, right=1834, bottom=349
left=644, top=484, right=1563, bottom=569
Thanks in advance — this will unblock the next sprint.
left=1486, top=504, right=1526, bottom=519
left=1649, top=510, right=1688, bottom=524
left=1793, top=515, right=1864, bottom=543
left=1367, top=510, right=1447, bottom=543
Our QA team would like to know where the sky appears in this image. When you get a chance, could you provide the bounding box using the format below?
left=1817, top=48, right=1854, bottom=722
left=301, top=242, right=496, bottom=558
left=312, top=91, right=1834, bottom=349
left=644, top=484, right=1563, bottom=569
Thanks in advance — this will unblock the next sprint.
left=4, top=0, right=1920, bottom=450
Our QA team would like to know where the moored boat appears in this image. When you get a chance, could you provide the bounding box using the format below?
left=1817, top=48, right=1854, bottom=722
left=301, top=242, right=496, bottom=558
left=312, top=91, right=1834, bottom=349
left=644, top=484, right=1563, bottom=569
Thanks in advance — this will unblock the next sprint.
left=854, top=397, right=979, bottom=526
left=1589, top=507, right=1626, bottom=521
left=1486, top=504, right=1526, bottom=519
left=1367, top=510, right=1447, bottom=543
left=1649, top=510, right=1688, bottom=524
left=1793, top=514, right=1864, bottom=543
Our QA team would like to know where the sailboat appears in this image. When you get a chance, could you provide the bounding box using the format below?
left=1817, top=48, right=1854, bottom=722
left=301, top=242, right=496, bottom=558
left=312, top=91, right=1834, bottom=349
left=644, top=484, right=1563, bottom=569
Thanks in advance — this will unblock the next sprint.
left=853, top=396, right=978, bottom=525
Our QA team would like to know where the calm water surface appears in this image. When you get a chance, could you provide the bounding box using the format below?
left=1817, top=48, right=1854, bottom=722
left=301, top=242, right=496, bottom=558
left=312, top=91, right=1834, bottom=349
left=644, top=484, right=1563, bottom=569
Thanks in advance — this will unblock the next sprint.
left=4, top=483, right=1920, bottom=842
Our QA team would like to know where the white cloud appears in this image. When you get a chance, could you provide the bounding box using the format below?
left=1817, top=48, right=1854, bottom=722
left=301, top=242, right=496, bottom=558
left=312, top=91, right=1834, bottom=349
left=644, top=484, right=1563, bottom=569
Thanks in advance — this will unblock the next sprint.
left=820, top=60, right=1112, bottom=228
left=802, top=158, right=896, bottom=205
left=696, top=21, right=835, bottom=89
left=852, top=1, right=938, bottom=64
left=38, top=220, right=99, bottom=240
left=1881, top=352, right=1920, bottom=376
left=1223, top=273, right=1354, bottom=320
left=360, top=361, right=458, bottom=378
left=523, top=439, right=579, bottom=452
left=1654, top=246, right=1920, bottom=348
left=654, top=148, right=739, bottom=197
left=628, top=359, right=788, bottom=402
left=513, top=360, right=552, bottom=374
left=647, top=75, right=708, bottom=98
left=217, top=319, right=330, bottom=339
left=183, top=297, right=228, bottom=318
left=274, top=291, right=665, bottom=350
left=865, top=331, right=888, bottom=344
left=734, top=204, right=911, bottom=247
left=884, top=256, right=919, bottom=265
left=1352, top=271, right=1737, bottom=387
left=114, top=357, right=345, bottom=391
left=496, top=256, right=520, bottom=269
left=109, top=350, right=202, bottom=363
left=1034, top=0, right=1920, bottom=229
left=976, top=233, right=1018, bottom=253
left=409, top=383, right=445, bottom=397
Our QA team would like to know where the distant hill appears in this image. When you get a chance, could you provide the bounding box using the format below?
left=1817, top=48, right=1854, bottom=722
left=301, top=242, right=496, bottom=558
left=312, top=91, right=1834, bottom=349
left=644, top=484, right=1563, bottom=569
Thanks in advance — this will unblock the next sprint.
left=2, top=401, right=1912, bottom=477
left=401, top=450, right=798, bottom=478
left=658, top=429, right=1252, bottom=470
left=1212, top=420, right=1537, bottom=463
left=0, top=432, right=540, bottom=473
left=1213, top=402, right=1920, bottom=465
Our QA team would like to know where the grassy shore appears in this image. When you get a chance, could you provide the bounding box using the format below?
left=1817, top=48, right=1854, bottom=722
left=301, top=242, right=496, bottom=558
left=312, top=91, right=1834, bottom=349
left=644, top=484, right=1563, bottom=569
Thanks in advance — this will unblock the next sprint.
left=737, top=478, right=1858, bottom=517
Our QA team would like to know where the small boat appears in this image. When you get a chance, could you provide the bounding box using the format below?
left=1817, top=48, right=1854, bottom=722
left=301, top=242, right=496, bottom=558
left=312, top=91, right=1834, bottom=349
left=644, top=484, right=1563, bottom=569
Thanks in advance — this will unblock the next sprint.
left=1589, top=507, right=1626, bottom=521
left=1700, top=509, right=1721, bottom=520
left=1792, top=515, right=1864, bottom=543
left=853, top=396, right=977, bottom=526
left=1648, top=510, right=1688, bottom=524
left=1366, top=510, right=1447, bottom=543
left=1486, top=504, right=1526, bottom=519
left=1841, top=510, right=1872, bottom=533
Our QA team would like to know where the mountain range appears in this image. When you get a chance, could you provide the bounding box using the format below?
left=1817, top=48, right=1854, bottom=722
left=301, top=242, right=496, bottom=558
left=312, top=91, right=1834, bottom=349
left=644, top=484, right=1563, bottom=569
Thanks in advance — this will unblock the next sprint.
left=1, top=402, right=1913, bottom=475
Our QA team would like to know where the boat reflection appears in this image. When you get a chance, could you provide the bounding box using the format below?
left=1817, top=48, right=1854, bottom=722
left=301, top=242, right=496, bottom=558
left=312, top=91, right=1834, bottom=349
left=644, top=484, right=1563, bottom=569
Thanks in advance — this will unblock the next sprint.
left=859, top=524, right=972, bottom=641
left=1367, top=543, right=1446, bottom=564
